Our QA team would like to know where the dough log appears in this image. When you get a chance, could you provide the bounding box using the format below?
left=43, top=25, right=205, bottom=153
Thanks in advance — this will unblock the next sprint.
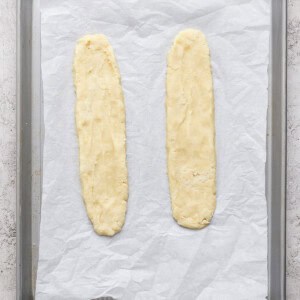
left=73, top=34, right=128, bottom=236
left=166, top=29, right=216, bottom=229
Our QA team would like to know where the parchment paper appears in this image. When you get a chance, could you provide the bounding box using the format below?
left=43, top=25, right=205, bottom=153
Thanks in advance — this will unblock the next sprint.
left=36, top=0, right=270, bottom=299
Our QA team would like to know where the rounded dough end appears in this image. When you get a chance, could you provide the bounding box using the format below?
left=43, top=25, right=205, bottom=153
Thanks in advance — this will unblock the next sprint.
left=93, top=222, right=122, bottom=237
left=174, top=214, right=212, bottom=230
left=77, top=34, right=110, bottom=48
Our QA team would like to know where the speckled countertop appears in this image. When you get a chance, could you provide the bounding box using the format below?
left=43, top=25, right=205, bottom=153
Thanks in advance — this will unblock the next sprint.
left=0, top=0, right=299, bottom=299
left=0, top=0, right=17, bottom=299
left=287, top=1, right=300, bottom=299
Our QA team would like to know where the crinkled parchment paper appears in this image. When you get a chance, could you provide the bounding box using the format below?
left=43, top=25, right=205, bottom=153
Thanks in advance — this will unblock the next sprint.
left=36, top=0, right=270, bottom=299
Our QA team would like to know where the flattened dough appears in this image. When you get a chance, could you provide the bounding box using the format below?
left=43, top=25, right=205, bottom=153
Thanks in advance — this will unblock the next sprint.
left=73, top=34, right=128, bottom=236
left=166, top=29, right=216, bottom=229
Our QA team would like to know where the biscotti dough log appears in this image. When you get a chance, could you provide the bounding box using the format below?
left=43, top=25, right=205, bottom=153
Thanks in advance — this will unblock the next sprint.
left=73, top=34, right=128, bottom=236
left=166, top=29, right=216, bottom=229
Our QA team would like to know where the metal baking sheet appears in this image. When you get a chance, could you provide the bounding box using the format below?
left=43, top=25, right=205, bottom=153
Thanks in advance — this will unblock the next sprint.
left=16, top=0, right=286, bottom=299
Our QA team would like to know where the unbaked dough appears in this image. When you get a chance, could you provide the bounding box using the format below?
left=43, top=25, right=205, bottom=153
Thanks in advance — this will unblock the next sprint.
left=73, top=34, right=128, bottom=236
left=166, top=29, right=216, bottom=229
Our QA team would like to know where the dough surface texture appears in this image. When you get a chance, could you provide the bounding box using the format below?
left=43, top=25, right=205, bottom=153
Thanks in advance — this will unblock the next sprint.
left=166, top=29, right=216, bottom=229
left=73, top=34, right=128, bottom=236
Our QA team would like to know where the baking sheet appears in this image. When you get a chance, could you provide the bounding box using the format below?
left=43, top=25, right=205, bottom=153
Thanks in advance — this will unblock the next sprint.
left=36, top=0, right=270, bottom=299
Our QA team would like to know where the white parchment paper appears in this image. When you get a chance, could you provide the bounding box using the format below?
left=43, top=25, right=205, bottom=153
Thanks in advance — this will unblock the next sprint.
left=36, top=0, right=270, bottom=299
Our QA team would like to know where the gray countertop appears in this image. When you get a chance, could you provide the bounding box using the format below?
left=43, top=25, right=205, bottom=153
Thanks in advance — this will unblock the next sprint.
left=0, top=0, right=17, bottom=299
left=287, top=1, right=300, bottom=299
left=0, top=0, right=299, bottom=299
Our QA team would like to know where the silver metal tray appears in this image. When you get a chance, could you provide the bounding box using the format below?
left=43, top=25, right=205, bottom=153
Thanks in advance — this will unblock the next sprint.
left=16, top=0, right=287, bottom=299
